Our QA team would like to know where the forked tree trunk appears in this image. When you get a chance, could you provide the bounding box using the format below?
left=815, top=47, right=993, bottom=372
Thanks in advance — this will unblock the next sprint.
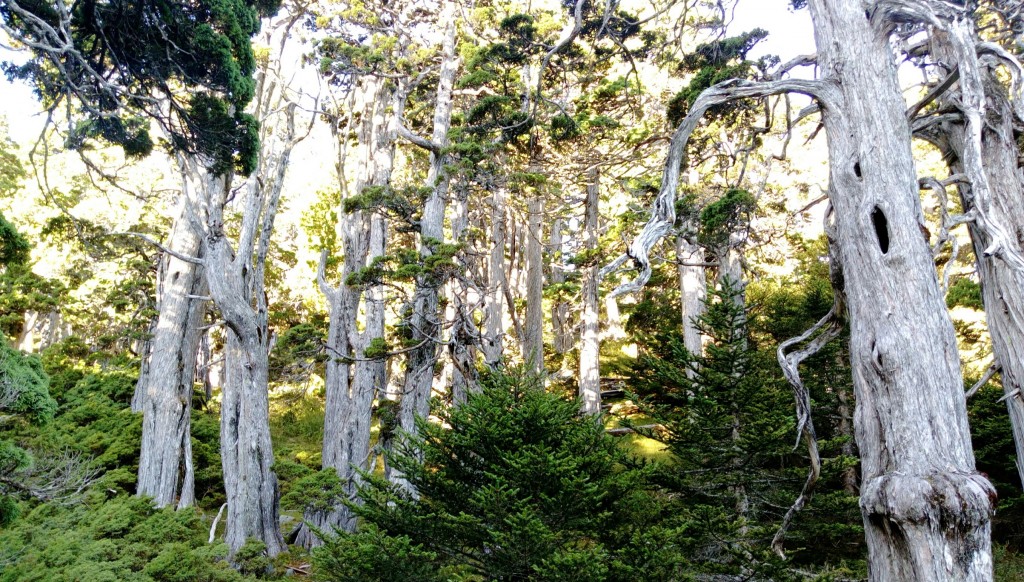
left=578, top=169, right=601, bottom=415
left=807, top=1, right=994, bottom=578
left=300, top=74, right=399, bottom=543
left=135, top=197, right=207, bottom=509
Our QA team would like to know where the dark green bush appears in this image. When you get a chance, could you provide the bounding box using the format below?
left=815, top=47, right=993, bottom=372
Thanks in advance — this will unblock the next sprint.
left=313, top=368, right=686, bottom=581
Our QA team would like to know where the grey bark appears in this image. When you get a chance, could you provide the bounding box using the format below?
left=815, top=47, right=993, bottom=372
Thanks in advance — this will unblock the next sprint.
left=483, top=182, right=507, bottom=366
left=523, top=195, right=544, bottom=375
left=448, top=180, right=479, bottom=404
left=922, top=11, right=1024, bottom=489
left=135, top=196, right=207, bottom=509
left=806, top=3, right=993, bottom=578
left=578, top=169, right=601, bottom=415
left=550, top=218, right=571, bottom=357
left=398, top=17, right=458, bottom=438
left=299, top=74, right=399, bottom=544
left=676, top=234, right=706, bottom=356
left=194, top=24, right=305, bottom=553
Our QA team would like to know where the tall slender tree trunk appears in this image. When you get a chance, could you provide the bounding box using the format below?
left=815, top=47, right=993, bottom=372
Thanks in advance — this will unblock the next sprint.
left=808, top=2, right=994, bottom=578
left=135, top=197, right=208, bottom=509
left=579, top=169, right=601, bottom=415
left=449, top=180, right=479, bottom=403
left=523, top=195, right=544, bottom=375
left=676, top=234, right=705, bottom=356
left=550, top=218, right=571, bottom=359
left=484, top=182, right=507, bottom=366
left=399, top=16, right=458, bottom=437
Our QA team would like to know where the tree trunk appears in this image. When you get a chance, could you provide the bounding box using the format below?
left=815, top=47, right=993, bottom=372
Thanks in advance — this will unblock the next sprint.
left=135, top=196, right=207, bottom=509
left=676, top=234, right=705, bottom=356
left=484, top=182, right=507, bottom=366
left=926, top=18, right=1024, bottom=489
left=550, top=218, right=571, bottom=358
left=523, top=195, right=544, bottom=375
left=301, top=74, right=399, bottom=543
left=399, top=16, right=458, bottom=437
left=448, top=180, right=479, bottom=403
left=808, top=1, right=994, bottom=578
left=579, top=169, right=601, bottom=415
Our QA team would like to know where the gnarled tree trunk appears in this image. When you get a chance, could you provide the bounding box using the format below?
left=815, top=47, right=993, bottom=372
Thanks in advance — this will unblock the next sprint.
left=135, top=196, right=207, bottom=509
left=807, top=2, right=994, bottom=578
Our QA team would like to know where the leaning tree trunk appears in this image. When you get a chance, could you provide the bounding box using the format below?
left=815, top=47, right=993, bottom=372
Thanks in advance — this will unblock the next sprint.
left=578, top=168, right=601, bottom=415
left=924, top=16, right=1024, bottom=489
left=135, top=196, right=208, bottom=509
left=808, top=1, right=994, bottom=579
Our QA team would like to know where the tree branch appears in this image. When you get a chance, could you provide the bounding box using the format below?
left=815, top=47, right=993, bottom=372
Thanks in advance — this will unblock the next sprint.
left=601, top=77, right=830, bottom=296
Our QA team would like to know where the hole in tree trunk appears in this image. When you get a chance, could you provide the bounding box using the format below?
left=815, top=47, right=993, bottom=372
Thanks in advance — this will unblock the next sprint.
left=871, top=206, right=890, bottom=254
left=854, top=162, right=862, bottom=179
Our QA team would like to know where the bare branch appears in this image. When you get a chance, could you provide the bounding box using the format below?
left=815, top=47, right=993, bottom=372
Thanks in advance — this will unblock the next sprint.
left=601, top=77, right=830, bottom=295
left=965, top=363, right=1000, bottom=399
left=106, top=232, right=205, bottom=265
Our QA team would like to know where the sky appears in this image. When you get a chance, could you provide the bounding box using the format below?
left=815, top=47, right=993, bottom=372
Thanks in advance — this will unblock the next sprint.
left=731, top=0, right=816, bottom=62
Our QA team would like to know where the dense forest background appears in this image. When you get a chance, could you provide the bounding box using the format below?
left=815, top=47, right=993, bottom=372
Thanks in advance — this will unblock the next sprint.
left=1, top=0, right=1024, bottom=580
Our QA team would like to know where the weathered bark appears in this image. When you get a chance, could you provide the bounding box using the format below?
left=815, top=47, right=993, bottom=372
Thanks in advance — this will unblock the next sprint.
left=299, top=74, right=399, bottom=544
left=605, top=1, right=996, bottom=577
left=523, top=195, right=544, bottom=375
left=549, top=218, right=571, bottom=357
left=578, top=169, right=601, bottom=415
left=924, top=12, right=1024, bottom=489
left=807, top=2, right=994, bottom=578
left=483, top=182, right=507, bottom=366
left=135, top=196, right=207, bottom=509
left=194, top=26, right=304, bottom=553
left=676, top=234, right=706, bottom=356
left=398, top=16, right=458, bottom=437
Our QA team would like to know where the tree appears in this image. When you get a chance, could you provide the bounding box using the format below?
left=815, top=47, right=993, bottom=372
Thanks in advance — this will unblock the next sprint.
left=608, top=1, right=997, bottom=578
left=313, top=368, right=685, bottom=581
left=909, top=1, right=1024, bottom=489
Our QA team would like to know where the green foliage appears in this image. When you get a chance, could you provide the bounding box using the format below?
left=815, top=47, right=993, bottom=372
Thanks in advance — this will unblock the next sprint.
left=698, top=188, right=755, bottom=248
left=0, top=212, right=29, bottom=267
left=314, top=523, right=443, bottom=582
left=630, top=274, right=863, bottom=576
left=667, top=29, right=769, bottom=126
left=0, top=495, right=249, bottom=581
left=947, top=277, right=984, bottom=310
left=280, top=469, right=343, bottom=515
left=0, top=339, right=55, bottom=424
left=1, top=0, right=278, bottom=173
left=315, top=368, right=686, bottom=581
